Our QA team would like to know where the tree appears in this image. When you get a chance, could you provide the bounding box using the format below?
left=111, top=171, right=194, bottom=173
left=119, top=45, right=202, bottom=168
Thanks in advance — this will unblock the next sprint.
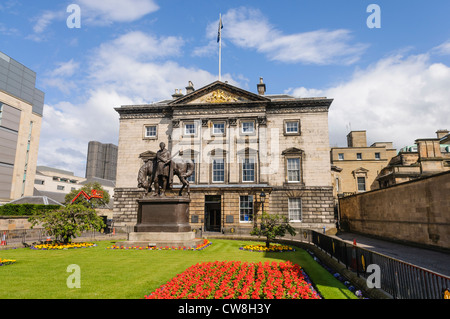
left=250, top=212, right=297, bottom=248
left=28, top=204, right=105, bottom=243
left=64, top=182, right=110, bottom=208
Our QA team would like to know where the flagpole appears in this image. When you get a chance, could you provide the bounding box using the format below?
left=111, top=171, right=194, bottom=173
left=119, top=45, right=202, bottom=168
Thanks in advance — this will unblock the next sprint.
left=219, top=13, right=222, bottom=81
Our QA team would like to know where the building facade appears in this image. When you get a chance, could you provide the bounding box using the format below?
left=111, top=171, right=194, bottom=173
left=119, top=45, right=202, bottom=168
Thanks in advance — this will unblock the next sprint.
left=113, top=80, right=335, bottom=233
left=376, top=129, right=450, bottom=188
left=0, top=51, right=44, bottom=203
left=85, top=141, right=118, bottom=181
left=330, top=130, right=397, bottom=199
left=34, top=165, right=115, bottom=208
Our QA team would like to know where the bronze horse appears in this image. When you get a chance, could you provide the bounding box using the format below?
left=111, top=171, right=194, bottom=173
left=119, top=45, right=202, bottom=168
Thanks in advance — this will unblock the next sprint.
left=137, top=156, right=194, bottom=196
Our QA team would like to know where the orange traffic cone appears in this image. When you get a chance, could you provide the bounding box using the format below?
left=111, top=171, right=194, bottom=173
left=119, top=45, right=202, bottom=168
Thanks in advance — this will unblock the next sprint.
left=1, top=231, right=6, bottom=246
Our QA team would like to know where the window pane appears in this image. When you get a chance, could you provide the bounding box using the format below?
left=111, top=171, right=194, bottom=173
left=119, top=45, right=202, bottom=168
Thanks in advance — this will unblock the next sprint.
left=185, top=123, right=196, bottom=135
left=213, top=122, right=225, bottom=134
left=288, top=198, right=302, bottom=221
left=287, top=158, right=300, bottom=182
left=242, top=158, right=255, bottom=182
left=145, top=125, right=156, bottom=137
left=240, top=195, right=253, bottom=222
left=242, top=121, right=254, bottom=133
left=357, top=177, right=366, bottom=191
left=187, top=159, right=195, bottom=182
left=286, top=121, right=298, bottom=133
left=338, top=153, right=344, bottom=160
left=213, top=158, right=224, bottom=182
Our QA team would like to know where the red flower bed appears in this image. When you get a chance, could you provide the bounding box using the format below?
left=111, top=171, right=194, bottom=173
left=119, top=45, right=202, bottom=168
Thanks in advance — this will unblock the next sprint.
left=145, top=260, right=321, bottom=299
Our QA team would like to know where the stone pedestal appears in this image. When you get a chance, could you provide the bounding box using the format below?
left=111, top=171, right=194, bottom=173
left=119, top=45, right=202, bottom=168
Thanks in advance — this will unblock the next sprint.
left=135, top=197, right=191, bottom=232
left=117, top=196, right=201, bottom=248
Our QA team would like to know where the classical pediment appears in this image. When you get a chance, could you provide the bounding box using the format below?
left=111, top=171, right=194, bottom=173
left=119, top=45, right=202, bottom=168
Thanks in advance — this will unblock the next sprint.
left=169, top=81, right=270, bottom=105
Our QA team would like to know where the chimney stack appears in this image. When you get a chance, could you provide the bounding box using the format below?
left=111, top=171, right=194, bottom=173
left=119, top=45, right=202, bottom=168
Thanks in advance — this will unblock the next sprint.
left=172, top=89, right=183, bottom=100
left=257, top=77, right=266, bottom=95
left=185, top=81, right=195, bottom=94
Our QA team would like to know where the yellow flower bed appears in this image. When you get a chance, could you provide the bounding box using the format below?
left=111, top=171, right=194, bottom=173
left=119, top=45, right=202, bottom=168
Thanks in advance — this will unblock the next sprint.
left=0, top=258, right=16, bottom=266
left=31, top=242, right=96, bottom=250
left=240, top=244, right=295, bottom=252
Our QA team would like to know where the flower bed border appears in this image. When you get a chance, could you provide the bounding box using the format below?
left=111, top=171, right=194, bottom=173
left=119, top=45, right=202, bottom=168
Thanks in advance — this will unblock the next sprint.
left=107, top=239, right=211, bottom=251
left=145, top=260, right=321, bottom=299
left=30, top=242, right=97, bottom=250
left=239, top=243, right=295, bottom=253
left=0, top=258, right=16, bottom=266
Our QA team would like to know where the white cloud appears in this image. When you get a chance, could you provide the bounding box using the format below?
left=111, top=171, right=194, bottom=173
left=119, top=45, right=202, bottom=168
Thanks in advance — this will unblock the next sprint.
left=432, top=40, right=450, bottom=56
left=194, top=7, right=368, bottom=65
left=38, top=30, right=228, bottom=176
left=288, top=51, right=450, bottom=149
left=76, top=0, right=159, bottom=24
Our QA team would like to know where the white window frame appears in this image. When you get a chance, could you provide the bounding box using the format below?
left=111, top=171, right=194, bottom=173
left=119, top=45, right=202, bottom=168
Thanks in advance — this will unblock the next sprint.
left=212, top=157, right=225, bottom=183
left=212, top=121, right=226, bottom=136
left=241, top=120, right=255, bottom=134
left=285, top=121, right=299, bottom=134
left=144, top=125, right=157, bottom=138
left=239, top=195, right=254, bottom=223
left=288, top=198, right=302, bottom=222
left=338, top=153, right=344, bottom=160
left=241, top=157, right=256, bottom=183
left=287, top=157, right=301, bottom=182
left=184, top=122, right=197, bottom=136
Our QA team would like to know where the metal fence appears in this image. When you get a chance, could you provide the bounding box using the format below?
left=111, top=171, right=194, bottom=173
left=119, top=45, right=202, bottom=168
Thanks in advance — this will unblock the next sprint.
left=310, top=231, right=450, bottom=299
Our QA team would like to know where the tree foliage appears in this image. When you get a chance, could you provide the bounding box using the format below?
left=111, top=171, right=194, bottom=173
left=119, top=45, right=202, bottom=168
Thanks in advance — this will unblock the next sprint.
left=28, top=204, right=105, bottom=243
left=64, top=182, right=110, bottom=208
left=250, top=212, right=297, bottom=248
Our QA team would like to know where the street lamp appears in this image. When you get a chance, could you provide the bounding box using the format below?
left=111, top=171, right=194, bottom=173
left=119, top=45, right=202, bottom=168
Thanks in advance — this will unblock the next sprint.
left=259, top=190, right=266, bottom=213
left=254, top=190, right=266, bottom=228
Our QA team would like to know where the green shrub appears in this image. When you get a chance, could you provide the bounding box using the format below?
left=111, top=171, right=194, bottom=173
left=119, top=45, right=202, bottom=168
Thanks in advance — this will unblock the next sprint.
left=0, top=204, right=61, bottom=216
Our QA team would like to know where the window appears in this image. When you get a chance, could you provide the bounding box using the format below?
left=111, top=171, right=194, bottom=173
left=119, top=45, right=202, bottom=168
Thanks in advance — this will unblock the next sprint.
left=212, top=158, right=225, bottom=182
left=57, top=185, right=65, bottom=191
left=184, top=123, right=197, bottom=136
left=212, top=122, right=225, bottom=135
left=287, top=158, right=301, bottom=182
left=144, top=125, right=157, bottom=138
left=357, top=153, right=362, bottom=160
left=288, top=198, right=302, bottom=221
left=187, top=159, right=196, bottom=183
left=338, top=153, right=344, bottom=160
left=242, top=158, right=255, bottom=182
left=239, top=195, right=253, bottom=222
left=285, top=121, right=299, bottom=134
left=357, top=177, right=366, bottom=192
left=34, top=179, right=44, bottom=185
left=375, top=152, right=380, bottom=160
left=241, top=121, right=254, bottom=134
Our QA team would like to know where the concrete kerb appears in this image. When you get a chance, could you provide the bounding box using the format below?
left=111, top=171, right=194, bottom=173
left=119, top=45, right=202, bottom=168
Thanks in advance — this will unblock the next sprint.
left=204, top=233, right=392, bottom=299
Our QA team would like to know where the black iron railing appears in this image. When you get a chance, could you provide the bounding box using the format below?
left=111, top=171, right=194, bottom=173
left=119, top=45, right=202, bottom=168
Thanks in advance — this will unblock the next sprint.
left=310, top=231, right=450, bottom=299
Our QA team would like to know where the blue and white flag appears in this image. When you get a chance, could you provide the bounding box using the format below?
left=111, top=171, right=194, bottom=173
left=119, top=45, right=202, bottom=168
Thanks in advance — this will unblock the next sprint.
left=217, top=15, right=223, bottom=43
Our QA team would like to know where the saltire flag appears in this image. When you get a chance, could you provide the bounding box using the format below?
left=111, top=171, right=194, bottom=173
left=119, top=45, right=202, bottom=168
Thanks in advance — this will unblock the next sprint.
left=217, top=15, right=223, bottom=43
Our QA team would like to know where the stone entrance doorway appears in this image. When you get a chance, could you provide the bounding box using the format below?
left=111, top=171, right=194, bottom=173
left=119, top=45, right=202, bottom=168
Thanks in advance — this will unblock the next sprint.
left=204, top=195, right=221, bottom=232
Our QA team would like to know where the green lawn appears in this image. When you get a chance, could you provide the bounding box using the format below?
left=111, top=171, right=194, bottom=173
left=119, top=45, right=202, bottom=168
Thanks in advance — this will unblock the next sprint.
left=0, top=239, right=357, bottom=299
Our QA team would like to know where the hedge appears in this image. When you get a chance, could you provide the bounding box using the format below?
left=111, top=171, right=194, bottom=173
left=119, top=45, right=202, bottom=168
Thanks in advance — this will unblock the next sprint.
left=0, top=204, right=61, bottom=216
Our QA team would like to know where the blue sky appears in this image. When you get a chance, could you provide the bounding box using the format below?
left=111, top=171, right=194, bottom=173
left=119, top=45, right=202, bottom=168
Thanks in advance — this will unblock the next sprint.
left=1, top=0, right=450, bottom=176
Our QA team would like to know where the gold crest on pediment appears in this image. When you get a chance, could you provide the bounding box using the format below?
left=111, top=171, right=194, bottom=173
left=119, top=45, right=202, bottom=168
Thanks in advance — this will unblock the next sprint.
left=194, top=89, right=241, bottom=104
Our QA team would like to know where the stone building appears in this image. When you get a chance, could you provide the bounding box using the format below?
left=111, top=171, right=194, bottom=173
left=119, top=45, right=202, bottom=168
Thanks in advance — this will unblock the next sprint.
left=113, top=79, right=335, bottom=234
left=0, top=51, right=44, bottom=203
left=376, top=129, right=450, bottom=188
left=330, top=130, right=397, bottom=198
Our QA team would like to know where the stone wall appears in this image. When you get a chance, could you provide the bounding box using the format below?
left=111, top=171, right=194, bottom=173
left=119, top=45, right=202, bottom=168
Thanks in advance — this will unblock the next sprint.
left=339, top=171, right=450, bottom=250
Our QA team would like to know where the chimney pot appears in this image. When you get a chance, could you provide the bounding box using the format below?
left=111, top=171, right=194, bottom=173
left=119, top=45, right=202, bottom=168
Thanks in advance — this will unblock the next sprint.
left=257, top=77, right=266, bottom=95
